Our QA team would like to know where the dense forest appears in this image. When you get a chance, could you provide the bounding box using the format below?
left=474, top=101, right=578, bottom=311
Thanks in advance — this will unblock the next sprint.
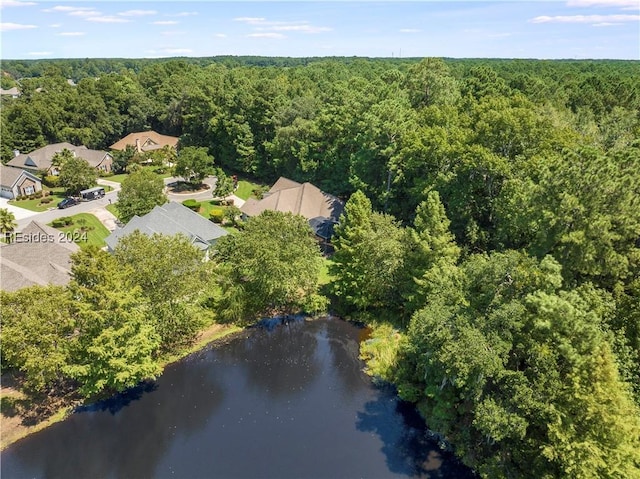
left=1, top=57, right=639, bottom=477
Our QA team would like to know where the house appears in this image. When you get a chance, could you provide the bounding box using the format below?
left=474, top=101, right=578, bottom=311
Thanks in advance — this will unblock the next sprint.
left=104, top=201, right=228, bottom=253
left=6, top=143, right=113, bottom=176
left=0, top=87, right=21, bottom=98
left=0, top=221, right=80, bottom=292
left=109, top=130, right=179, bottom=153
left=240, top=177, right=345, bottom=242
left=0, top=164, right=43, bottom=199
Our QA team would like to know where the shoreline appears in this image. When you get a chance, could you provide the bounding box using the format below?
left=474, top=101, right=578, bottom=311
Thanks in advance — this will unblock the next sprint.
left=0, top=323, right=243, bottom=451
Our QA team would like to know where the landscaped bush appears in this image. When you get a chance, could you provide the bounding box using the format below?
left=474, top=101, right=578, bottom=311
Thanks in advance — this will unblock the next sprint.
left=40, top=197, right=53, bottom=204
left=53, top=216, right=74, bottom=227
left=209, top=209, right=224, bottom=223
left=182, top=199, right=200, bottom=211
left=34, top=191, right=43, bottom=198
left=43, top=175, right=60, bottom=188
left=210, top=199, right=222, bottom=205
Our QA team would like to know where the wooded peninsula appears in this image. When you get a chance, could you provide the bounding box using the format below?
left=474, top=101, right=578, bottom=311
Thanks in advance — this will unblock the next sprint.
left=1, top=57, right=639, bottom=478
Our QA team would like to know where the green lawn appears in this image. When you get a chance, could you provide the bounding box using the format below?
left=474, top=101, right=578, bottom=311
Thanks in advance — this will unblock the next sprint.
left=8, top=189, right=67, bottom=212
left=48, top=213, right=110, bottom=248
left=105, top=203, right=121, bottom=219
left=106, top=165, right=174, bottom=184
left=104, top=173, right=129, bottom=183
left=234, top=179, right=264, bottom=200
left=319, top=258, right=335, bottom=286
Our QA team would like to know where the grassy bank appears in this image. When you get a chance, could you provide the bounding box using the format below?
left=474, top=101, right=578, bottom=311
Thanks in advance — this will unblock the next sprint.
left=48, top=213, right=110, bottom=248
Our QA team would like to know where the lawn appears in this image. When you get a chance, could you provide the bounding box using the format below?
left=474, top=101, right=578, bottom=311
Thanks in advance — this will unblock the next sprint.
left=8, top=189, right=67, bottom=212
left=234, top=179, right=264, bottom=200
left=48, top=213, right=110, bottom=248
left=318, top=258, right=335, bottom=286
left=105, top=203, right=121, bottom=219
left=105, top=165, right=174, bottom=184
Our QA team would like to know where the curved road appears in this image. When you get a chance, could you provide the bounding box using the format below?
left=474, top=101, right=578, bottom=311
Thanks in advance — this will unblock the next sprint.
left=12, top=176, right=243, bottom=232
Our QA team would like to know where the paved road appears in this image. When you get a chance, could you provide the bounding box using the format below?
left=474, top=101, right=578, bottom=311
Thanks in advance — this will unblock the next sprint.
left=13, top=175, right=244, bottom=231
left=15, top=189, right=120, bottom=231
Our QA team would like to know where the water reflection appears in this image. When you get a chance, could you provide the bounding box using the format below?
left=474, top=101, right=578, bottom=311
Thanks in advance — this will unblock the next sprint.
left=2, top=317, right=473, bottom=479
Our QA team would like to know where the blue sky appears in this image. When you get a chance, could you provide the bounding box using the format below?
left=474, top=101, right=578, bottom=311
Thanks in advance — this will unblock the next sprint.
left=1, top=1, right=639, bottom=59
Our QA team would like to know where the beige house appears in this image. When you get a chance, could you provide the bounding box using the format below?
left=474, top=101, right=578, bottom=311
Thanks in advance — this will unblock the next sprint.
left=0, top=164, right=43, bottom=199
left=0, top=221, right=80, bottom=292
left=7, top=142, right=113, bottom=176
left=110, top=130, right=179, bottom=153
left=240, top=177, right=344, bottom=241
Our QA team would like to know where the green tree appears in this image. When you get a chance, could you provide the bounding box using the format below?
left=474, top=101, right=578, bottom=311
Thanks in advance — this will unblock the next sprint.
left=215, top=210, right=326, bottom=322
left=0, top=208, right=17, bottom=242
left=113, top=231, right=211, bottom=351
left=0, top=286, right=75, bottom=394
left=331, top=190, right=407, bottom=314
left=401, top=191, right=461, bottom=316
left=116, top=167, right=167, bottom=223
left=174, top=146, right=212, bottom=185
left=50, top=148, right=75, bottom=174
left=212, top=167, right=234, bottom=199
left=67, top=247, right=161, bottom=398
left=58, top=156, right=98, bottom=195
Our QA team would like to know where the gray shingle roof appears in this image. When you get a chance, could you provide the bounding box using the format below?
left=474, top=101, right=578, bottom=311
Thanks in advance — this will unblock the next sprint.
left=104, top=201, right=228, bottom=251
left=0, top=221, right=80, bottom=292
left=0, top=164, right=40, bottom=189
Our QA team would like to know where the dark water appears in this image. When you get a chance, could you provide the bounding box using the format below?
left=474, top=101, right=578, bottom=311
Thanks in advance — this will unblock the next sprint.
left=1, top=317, right=473, bottom=479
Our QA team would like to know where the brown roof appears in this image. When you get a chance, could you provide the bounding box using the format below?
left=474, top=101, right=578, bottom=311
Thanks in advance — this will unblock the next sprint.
left=0, top=164, right=40, bottom=188
left=109, top=131, right=179, bottom=151
left=6, top=143, right=110, bottom=171
left=240, top=177, right=344, bottom=222
left=0, top=221, right=79, bottom=292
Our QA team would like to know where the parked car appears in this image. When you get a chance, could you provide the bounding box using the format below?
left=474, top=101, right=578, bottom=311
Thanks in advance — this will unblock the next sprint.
left=57, top=197, right=78, bottom=209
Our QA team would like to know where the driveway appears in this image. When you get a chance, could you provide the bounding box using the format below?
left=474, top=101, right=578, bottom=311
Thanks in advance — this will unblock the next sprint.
left=0, top=198, right=38, bottom=220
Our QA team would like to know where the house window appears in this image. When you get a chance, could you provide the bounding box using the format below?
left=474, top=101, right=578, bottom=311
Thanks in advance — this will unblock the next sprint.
left=23, top=185, right=35, bottom=195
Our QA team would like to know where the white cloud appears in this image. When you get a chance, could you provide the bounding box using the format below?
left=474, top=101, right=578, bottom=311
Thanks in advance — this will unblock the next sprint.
left=247, top=32, right=285, bottom=39
left=567, top=0, right=640, bottom=9
left=43, top=6, right=93, bottom=13
left=0, top=0, right=37, bottom=7
left=153, top=20, right=179, bottom=25
left=0, top=22, right=36, bottom=31
left=399, top=28, right=421, bottom=33
left=213, top=33, right=227, bottom=38
left=28, top=51, right=53, bottom=56
left=49, top=23, right=61, bottom=28
left=270, top=24, right=331, bottom=33
left=69, top=10, right=101, bottom=17
left=119, top=10, right=157, bottom=17
left=592, top=21, right=623, bottom=26
left=57, top=31, right=85, bottom=36
left=86, top=16, right=131, bottom=23
left=531, top=14, right=640, bottom=23
left=235, top=17, right=266, bottom=24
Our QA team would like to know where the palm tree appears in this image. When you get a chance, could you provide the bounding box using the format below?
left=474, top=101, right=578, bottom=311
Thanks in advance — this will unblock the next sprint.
left=0, top=208, right=17, bottom=243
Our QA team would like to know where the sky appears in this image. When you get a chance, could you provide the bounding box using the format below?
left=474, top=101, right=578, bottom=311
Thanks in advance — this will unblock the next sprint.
left=1, top=0, right=639, bottom=60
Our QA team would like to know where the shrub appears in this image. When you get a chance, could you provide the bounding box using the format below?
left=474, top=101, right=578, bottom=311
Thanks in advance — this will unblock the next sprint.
left=51, top=218, right=66, bottom=228
left=43, top=175, right=60, bottom=188
left=28, top=194, right=35, bottom=200
left=34, top=190, right=43, bottom=198
left=210, top=199, right=222, bottom=206
left=182, top=199, right=200, bottom=211
left=40, top=197, right=53, bottom=204
left=209, top=209, right=224, bottom=223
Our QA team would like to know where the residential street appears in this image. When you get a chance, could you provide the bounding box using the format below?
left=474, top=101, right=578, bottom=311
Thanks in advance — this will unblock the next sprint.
left=11, top=176, right=243, bottom=232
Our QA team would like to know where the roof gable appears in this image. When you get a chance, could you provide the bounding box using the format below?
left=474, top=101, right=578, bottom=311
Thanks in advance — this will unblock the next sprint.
left=105, top=202, right=228, bottom=251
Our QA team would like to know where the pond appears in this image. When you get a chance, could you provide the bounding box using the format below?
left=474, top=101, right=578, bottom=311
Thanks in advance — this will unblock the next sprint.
left=1, top=317, right=474, bottom=478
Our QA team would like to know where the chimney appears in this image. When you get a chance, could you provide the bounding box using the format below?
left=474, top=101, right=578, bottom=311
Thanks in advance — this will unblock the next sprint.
left=13, top=149, right=20, bottom=157
left=135, top=138, right=141, bottom=153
